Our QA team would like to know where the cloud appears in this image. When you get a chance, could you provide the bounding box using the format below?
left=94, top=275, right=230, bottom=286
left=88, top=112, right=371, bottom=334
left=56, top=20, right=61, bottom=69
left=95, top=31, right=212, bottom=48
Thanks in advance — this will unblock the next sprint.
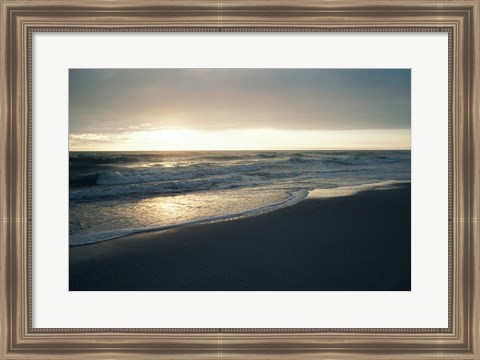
left=69, top=69, right=411, bottom=135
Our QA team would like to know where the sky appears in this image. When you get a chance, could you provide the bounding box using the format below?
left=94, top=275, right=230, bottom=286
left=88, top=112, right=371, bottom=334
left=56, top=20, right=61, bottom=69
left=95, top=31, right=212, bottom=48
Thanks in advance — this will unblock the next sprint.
left=69, top=69, right=411, bottom=151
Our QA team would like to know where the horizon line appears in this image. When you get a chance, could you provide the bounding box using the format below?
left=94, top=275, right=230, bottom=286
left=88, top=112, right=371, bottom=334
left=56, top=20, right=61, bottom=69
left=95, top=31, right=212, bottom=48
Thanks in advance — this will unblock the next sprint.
left=69, top=148, right=411, bottom=152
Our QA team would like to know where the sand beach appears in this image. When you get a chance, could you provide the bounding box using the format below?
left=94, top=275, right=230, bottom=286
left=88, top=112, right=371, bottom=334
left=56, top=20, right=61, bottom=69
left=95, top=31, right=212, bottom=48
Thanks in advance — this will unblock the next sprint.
left=69, top=183, right=411, bottom=291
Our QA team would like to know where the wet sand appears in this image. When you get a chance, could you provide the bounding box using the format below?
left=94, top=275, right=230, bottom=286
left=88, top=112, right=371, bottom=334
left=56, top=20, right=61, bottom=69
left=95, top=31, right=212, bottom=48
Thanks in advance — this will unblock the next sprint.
left=69, top=184, right=411, bottom=291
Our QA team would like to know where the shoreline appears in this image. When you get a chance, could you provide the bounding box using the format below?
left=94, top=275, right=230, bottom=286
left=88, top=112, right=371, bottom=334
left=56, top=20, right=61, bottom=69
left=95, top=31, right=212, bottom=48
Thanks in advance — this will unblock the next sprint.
left=69, top=188, right=309, bottom=247
left=70, top=183, right=411, bottom=291
left=69, top=179, right=410, bottom=247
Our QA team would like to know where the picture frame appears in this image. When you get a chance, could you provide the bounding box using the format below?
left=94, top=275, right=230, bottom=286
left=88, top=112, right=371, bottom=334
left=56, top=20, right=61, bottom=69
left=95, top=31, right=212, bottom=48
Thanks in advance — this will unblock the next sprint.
left=1, top=0, right=478, bottom=358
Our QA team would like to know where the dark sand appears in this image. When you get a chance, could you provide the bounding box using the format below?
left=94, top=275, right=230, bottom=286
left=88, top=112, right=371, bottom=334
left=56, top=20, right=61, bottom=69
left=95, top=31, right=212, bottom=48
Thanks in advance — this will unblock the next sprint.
left=69, top=184, right=411, bottom=291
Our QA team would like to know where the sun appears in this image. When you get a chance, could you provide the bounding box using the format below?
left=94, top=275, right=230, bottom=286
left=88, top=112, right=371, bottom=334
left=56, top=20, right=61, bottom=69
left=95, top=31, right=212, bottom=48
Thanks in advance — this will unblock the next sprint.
left=137, top=128, right=196, bottom=150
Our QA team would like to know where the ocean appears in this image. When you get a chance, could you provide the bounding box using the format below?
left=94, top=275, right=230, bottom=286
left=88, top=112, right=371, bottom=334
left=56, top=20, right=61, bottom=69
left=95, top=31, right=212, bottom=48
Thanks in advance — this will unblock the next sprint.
left=69, top=150, right=411, bottom=246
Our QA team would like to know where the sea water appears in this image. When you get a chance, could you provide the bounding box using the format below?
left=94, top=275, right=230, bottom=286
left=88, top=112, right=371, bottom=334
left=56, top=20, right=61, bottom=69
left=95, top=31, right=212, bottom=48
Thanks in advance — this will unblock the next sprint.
left=69, top=150, right=410, bottom=246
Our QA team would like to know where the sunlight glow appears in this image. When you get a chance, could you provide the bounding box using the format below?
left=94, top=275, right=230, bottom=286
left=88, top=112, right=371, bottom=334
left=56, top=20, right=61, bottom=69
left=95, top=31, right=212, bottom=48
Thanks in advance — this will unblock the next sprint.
left=69, top=127, right=410, bottom=151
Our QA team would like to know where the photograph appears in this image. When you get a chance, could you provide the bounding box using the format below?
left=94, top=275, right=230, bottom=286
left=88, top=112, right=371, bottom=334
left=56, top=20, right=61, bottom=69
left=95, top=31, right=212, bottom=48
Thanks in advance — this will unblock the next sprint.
left=68, top=68, right=411, bottom=291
